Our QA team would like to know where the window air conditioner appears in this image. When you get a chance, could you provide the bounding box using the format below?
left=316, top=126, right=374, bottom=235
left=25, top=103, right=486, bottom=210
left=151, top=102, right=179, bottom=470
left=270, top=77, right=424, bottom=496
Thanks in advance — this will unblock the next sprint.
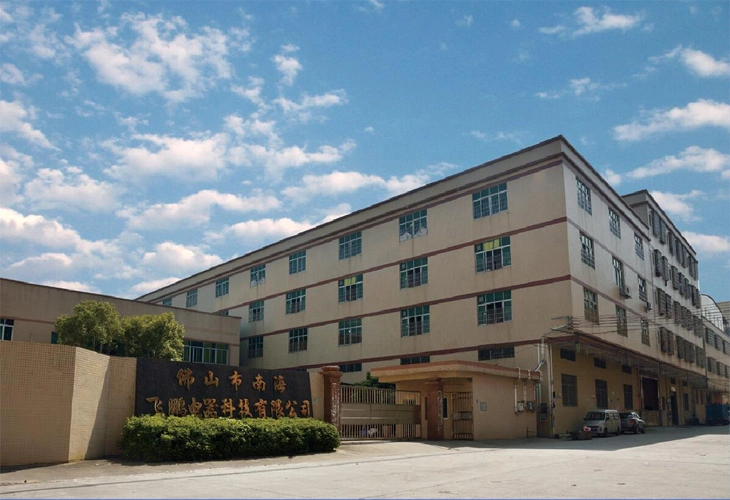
left=645, top=302, right=653, bottom=312
left=620, top=285, right=632, bottom=298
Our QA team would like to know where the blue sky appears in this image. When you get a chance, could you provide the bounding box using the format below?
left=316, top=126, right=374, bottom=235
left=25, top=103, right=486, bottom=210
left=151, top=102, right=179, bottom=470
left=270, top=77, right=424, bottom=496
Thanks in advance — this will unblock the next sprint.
left=1, top=1, right=728, bottom=302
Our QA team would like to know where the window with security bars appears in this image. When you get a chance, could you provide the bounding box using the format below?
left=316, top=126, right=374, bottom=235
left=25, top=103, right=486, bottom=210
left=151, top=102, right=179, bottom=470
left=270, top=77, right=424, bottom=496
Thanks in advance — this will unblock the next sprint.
left=560, top=348, right=576, bottom=361
left=289, top=251, right=306, bottom=274
left=613, top=257, right=625, bottom=287
left=186, top=289, right=198, bottom=308
left=289, top=328, right=308, bottom=353
left=184, top=341, right=228, bottom=365
left=0, top=319, right=14, bottom=341
left=401, top=356, right=430, bottom=365
left=477, top=291, right=512, bottom=325
left=286, top=289, right=306, bottom=314
left=624, top=384, right=634, bottom=410
left=338, top=275, right=363, bottom=302
left=340, top=363, right=362, bottom=373
left=249, top=301, right=264, bottom=322
left=638, top=276, right=647, bottom=303
left=399, top=209, right=427, bottom=241
left=339, top=318, right=362, bottom=346
left=478, top=346, right=515, bottom=360
left=641, top=320, right=650, bottom=346
left=595, top=379, right=608, bottom=408
left=250, top=264, right=266, bottom=286
left=401, top=306, right=430, bottom=337
left=616, top=306, right=628, bottom=337
left=577, top=178, right=592, bottom=214
left=475, top=237, right=511, bottom=273
left=580, top=233, right=595, bottom=268
left=562, top=374, right=578, bottom=406
left=215, top=277, right=229, bottom=297
left=635, top=233, right=645, bottom=259
left=248, top=337, right=263, bottom=359
left=609, top=208, right=621, bottom=237
left=400, top=258, right=428, bottom=288
left=583, top=288, right=599, bottom=323
left=161, top=298, right=172, bottom=307
left=594, top=357, right=607, bottom=369
left=339, top=232, right=362, bottom=259
left=472, top=183, right=507, bottom=219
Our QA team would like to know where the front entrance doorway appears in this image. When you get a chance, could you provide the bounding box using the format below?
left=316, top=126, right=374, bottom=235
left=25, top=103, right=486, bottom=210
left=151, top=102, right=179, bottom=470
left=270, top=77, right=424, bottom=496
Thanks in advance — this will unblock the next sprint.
left=670, top=394, right=679, bottom=426
left=451, top=392, right=473, bottom=440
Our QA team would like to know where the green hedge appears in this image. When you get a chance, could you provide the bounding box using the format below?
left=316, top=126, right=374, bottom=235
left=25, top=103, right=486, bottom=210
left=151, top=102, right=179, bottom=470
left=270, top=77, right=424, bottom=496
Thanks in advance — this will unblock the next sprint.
left=120, top=415, right=340, bottom=462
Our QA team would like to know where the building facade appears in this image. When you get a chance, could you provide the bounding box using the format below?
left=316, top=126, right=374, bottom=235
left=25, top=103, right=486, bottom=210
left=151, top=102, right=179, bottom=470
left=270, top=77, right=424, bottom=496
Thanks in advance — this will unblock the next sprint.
left=139, top=136, right=728, bottom=436
left=701, top=294, right=730, bottom=405
left=0, top=278, right=241, bottom=365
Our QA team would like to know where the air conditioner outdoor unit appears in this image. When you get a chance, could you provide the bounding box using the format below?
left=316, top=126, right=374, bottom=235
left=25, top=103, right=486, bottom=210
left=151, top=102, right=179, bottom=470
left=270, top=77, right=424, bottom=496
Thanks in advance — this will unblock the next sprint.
left=620, top=285, right=632, bottom=298
left=645, top=302, right=653, bottom=312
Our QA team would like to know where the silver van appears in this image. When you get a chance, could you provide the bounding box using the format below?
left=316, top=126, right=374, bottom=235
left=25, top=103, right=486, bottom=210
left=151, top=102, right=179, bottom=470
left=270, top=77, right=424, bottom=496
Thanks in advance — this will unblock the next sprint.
left=583, top=409, right=621, bottom=436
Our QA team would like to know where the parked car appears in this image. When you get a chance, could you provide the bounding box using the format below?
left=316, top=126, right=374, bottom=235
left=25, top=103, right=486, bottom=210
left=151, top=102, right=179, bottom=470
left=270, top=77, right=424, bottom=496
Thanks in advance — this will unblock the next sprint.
left=619, top=412, right=646, bottom=434
left=583, top=409, right=621, bottom=436
left=706, top=404, right=730, bottom=426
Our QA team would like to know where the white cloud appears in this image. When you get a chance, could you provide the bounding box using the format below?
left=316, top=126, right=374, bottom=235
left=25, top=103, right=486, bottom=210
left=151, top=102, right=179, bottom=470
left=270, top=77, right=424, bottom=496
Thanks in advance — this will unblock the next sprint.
left=0, top=207, right=87, bottom=249
left=273, top=90, right=348, bottom=121
left=0, top=145, right=32, bottom=207
left=536, top=77, right=624, bottom=101
left=0, top=63, right=27, bottom=85
left=614, top=99, right=730, bottom=142
left=42, top=280, right=100, bottom=293
left=364, top=126, right=375, bottom=134
left=231, top=76, right=267, bottom=108
left=141, top=242, right=223, bottom=275
left=272, top=45, right=302, bottom=86
left=0, top=100, right=55, bottom=149
left=129, top=277, right=181, bottom=296
left=359, top=0, right=384, bottom=13
left=104, top=132, right=230, bottom=182
left=456, top=15, right=473, bottom=27
left=244, top=139, right=356, bottom=179
left=282, top=171, right=386, bottom=202
left=209, top=217, right=314, bottom=244
left=683, top=232, right=730, bottom=254
left=603, top=169, right=622, bottom=187
left=511, top=19, right=522, bottom=29
left=538, top=25, right=566, bottom=35
left=68, top=13, right=232, bottom=102
left=470, top=130, right=528, bottom=145
left=23, top=166, right=123, bottom=212
left=540, top=6, right=645, bottom=37
left=628, top=146, right=730, bottom=179
left=651, top=46, right=730, bottom=78
left=118, top=189, right=281, bottom=230
left=649, top=190, right=703, bottom=222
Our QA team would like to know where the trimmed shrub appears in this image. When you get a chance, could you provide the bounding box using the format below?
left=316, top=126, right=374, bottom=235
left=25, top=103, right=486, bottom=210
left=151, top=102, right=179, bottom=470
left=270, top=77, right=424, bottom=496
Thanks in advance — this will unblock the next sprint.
left=120, top=415, right=340, bottom=462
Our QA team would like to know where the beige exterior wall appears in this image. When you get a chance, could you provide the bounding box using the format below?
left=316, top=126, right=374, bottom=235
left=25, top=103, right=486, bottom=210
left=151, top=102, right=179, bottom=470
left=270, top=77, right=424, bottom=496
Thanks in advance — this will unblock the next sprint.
left=0, top=278, right=240, bottom=365
left=0, top=341, right=137, bottom=467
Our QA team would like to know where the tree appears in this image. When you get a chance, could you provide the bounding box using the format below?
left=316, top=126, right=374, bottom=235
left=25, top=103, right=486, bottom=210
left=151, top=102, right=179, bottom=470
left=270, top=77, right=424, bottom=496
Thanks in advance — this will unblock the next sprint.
left=56, top=301, right=185, bottom=360
left=354, top=371, right=395, bottom=390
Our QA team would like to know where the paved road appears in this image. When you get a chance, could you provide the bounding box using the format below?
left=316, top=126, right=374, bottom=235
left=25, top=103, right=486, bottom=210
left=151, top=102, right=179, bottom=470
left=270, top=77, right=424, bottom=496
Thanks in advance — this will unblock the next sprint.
left=1, top=426, right=728, bottom=498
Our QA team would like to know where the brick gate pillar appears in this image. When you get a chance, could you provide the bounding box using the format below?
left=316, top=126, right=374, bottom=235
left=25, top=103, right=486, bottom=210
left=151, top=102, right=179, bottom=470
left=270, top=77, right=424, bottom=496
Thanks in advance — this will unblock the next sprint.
left=321, top=366, right=343, bottom=428
left=425, top=378, right=444, bottom=440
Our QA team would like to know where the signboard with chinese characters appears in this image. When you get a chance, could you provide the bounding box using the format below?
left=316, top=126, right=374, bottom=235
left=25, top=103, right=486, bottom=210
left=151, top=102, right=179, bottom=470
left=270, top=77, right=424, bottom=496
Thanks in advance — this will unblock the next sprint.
left=135, top=358, right=312, bottom=420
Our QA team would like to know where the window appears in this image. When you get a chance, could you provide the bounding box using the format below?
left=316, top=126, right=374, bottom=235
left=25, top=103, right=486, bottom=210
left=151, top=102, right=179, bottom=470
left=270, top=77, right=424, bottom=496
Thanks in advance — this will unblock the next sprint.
left=0, top=319, right=14, bottom=341
left=339, top=232, right=362, bottom=259
left=286, top=289, right=306, bottom=314
left=184, top=341, right=228, bottom=365
left=608, top=208, right=621, bottom=237
left=339, top=318, right=362, bottom=346
left=635, top=234, right=645, bottom=259
left=475, top=237, right=511, bottom=273
left=613, top=257, right=625, bottom=287
left=401, top=306, right=430, bottom=337
left=638, top=276, right=647, bottom=303
left=580, top=233, right=595, bottom=268
left=289, top=328, right=308, bottom=353
left=161, top=298, right=172, bottom=307
left=478, top=346, right=515, bottom=360
left=477, top=291, right=512, bottom=325
left=249, top=301, right=264, bottom=323
left=473, top=183, right=508, bottom=219
left=560, top=348, right=576, bottom=361
left=576, top=178, right=592, bottom=214
left=186, top=289, right=198, bottom=308
left=400, top=258, right=428, bottom=288
left=338, top=275, right=364, bottom=302
left=401, top=356, right=430, bottom=365
left=622, top=364, right=632, bottom=374
left=289, top=251, right=306, bottom=274
left=248, top=337, right=263, bottom=359
left=215, top=277, right=229, bottom=297
left=562, top=374, right=578, bottom=407
left=641, top=320, right=650, bottom=346
left=340, top=363, right=362, bottom=373
left=624, top=384, right=634, bottom=410
left=683, top=393, right=690, bottom=411
left=595, top=379, right=608, bottom=408
left=594, top=357, right=607, bottom=369
left=250, top=264, right=266, bottom=286
left=51, top=331, right=58, bottom=344
left=584, top=288, right=599, bottom=323
left=217, top=310, right=229, bottom=316
left=399, top=209, right=428, bottom=240
left=616, top=306, right=628, bottom=337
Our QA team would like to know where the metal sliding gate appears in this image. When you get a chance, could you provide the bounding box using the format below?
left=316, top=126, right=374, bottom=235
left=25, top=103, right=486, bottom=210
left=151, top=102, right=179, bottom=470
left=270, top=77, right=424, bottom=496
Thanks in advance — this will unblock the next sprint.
left=339, top=385, right=422, bottom=440
left=451, top=392, right=474, bottom=440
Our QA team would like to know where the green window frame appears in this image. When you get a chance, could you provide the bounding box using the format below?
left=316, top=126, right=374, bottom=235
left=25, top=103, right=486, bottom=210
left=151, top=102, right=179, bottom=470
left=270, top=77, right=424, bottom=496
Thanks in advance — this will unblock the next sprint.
left=477, top=291, right=512, bottom=325
left=286, top=289, right=306, bottom=314
left=248, top=337, right=263, bottom=359
left=472, top=183, right=507, bottom=219
left=338, top=275, right=363, bottom=302
left=400, top=356, right=430, bottom=365
left=401, top=306, right=430, bottom=337
left=186, top=289, right=198, bottom=308
left=577, top=178, right=592, bottom=214
left=340, top=363, right=362, bottom=373
left=215, top=277, right=229, bottom=297
left=339, top=232, right=362, bottom=259
left=249, top=300, right=264, bottom=322
left=339, top=318, right=362, bottom=346
left=475, top=237, right=511, bottom=273
left=584, top=288, right=599, bottom=323
left=400, top=258, right=428, bottom=288
left=289, top=328, right=308, bottom=353
left=616, top=306, right=628, bottom=337
left=478, top=346, right=515, bottom=360
left=184, top=341, right=228, bottom=365
left=1, top=319, right=14, bottom=341
left=562, top=374, right=578, bottom=407
left=289, top=251, right=306, bottom=274
left=161, top=297, right=172, bottom=307
left=250, top=264, right=266, bottom=286
left=609, top=208, right=621, bottom=238
left=399, top=209, right=427, bottom=240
